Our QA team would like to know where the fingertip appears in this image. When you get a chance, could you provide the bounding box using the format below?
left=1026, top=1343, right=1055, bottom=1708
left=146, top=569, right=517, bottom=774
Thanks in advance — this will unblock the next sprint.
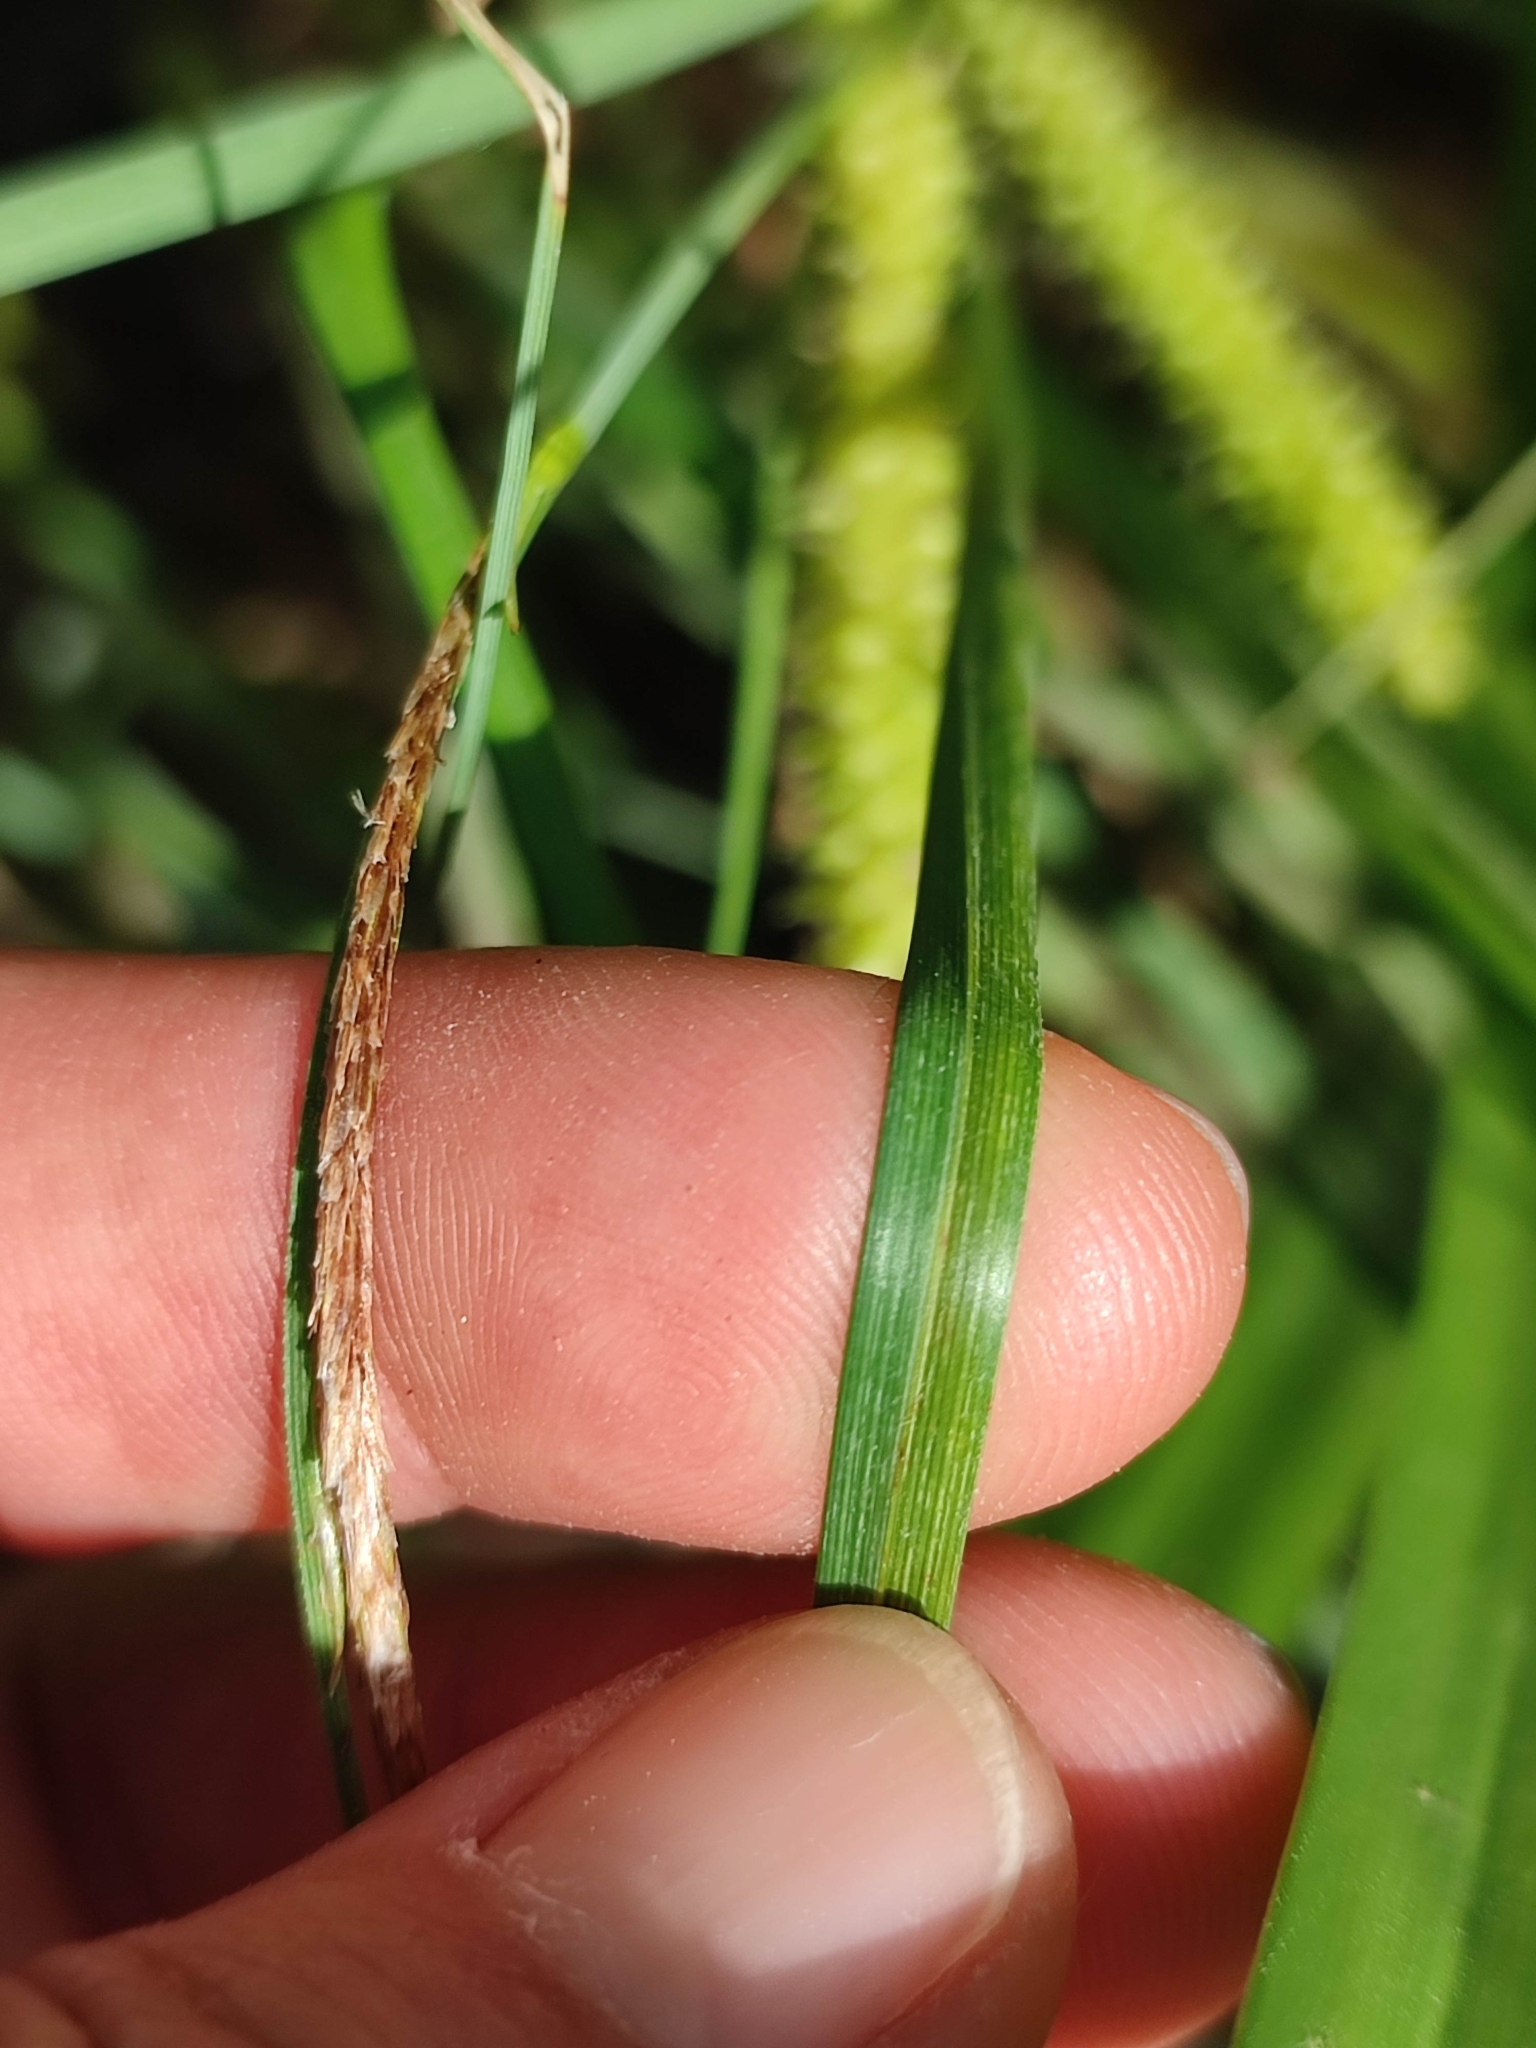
left=483, top=1606, right=1075, bottom=2048
left=977, top=1038, right=1250, bottom=1520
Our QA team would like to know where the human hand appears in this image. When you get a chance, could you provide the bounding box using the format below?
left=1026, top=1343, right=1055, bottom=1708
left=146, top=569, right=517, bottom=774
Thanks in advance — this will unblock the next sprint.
left=0, top=949, right=1307, bottom=2046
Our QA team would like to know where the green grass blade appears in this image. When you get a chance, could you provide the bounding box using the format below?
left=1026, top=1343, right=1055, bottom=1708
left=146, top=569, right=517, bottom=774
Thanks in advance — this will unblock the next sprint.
left=288, top=183, right=632, bottom=943
left=483, top=663, right=637, bottom=942
left=0, top=0, right=815, bottom=295
left=1320, top=703, right=1536, bottom=1026
left=705, top=440, right=794, bottom=955
left=1112, top=898, right=1313, bottom=1137
left=1042, top=1178, right=1398, bottom=1652
left=815, top=310, right=1042, bottom=1627
left=290, top=89, right=819, bottom=934
left=283, top=945, right=367, bottom=1829
left=288, top=185, right=479, bottom=611
left=1234, top=1021, right=1536, bottom=2045
left=434, top=158, right=566, bottom=852
left=518, top=87, right=827, bottom=552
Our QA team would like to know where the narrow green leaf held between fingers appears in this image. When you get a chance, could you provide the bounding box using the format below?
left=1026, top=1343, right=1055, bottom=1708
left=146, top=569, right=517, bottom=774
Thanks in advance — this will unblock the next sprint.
left=815, top=298, right=1042, bottom=1627
left=1234, top=1019, right=1536, bottom=2045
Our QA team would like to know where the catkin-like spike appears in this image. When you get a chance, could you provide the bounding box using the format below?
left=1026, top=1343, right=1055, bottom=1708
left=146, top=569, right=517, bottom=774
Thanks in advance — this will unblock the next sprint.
left=957, top=0, right=1474, bottom=717
left=312, top=556, right=479, bottom=1800
left=784, top=46, right=972, bottom=977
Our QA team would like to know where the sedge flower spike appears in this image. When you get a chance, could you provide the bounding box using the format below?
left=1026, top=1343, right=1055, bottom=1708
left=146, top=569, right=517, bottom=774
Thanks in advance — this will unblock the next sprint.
left=784, top=45, right=972, bottom=976
left=957, top=0, right=1474, bottom=717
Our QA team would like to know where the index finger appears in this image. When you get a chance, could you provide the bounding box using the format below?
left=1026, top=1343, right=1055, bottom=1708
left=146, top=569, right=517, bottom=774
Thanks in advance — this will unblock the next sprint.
left=0, top=949, right=1246, bottom=1550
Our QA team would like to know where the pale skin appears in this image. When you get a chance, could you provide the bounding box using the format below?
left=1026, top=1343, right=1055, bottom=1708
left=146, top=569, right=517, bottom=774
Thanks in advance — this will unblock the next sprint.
left=0, top=949, right=1309, bottom=2047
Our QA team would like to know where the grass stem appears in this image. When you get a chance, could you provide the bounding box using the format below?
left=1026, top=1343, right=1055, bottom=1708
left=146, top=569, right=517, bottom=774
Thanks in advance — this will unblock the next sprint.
left=706, top=440, right=794, bottom=955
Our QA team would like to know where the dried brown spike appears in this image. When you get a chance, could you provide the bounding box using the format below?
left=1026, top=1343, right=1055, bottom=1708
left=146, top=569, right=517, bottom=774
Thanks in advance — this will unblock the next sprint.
left=311, top=554, right=481, bottom=1800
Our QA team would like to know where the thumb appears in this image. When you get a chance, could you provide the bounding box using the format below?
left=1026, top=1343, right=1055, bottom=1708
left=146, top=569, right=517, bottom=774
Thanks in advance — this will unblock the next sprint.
left=2, top=1607, right=1076, bottom=2048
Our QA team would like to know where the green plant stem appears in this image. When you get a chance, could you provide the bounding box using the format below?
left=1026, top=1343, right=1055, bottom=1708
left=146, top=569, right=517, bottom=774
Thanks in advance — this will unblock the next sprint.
left=815, top=291, right=1042, bottom=1627
left=706, top=440, right=794, bottom=955
left=482, top=651, right=637, bottom=942
left=1234, top=1019, right=1536, bottom=2045
left=434, top=163, right=566, bottom=857
left=0, top=0, right=816, bottom=295
left=288, top=184, right=632, bottom=944
left=290, top=80, right=822, bottom=936
left=283, top=944, right=367, bottom=1829
left=517, top=86, right=828, bottom=552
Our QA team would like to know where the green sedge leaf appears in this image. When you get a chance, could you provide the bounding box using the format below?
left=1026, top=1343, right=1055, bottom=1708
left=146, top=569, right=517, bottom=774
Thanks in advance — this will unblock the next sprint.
left=815, top=305, right=1042, bottom=1627
left=1234, top=1020, right=1536, bottom=2045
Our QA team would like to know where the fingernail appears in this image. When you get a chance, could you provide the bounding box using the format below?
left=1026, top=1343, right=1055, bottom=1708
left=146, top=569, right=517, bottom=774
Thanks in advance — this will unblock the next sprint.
left=484, top=1606, right=1059, bottom=2048
left=1151, top=1087, right=1250, bottom=1232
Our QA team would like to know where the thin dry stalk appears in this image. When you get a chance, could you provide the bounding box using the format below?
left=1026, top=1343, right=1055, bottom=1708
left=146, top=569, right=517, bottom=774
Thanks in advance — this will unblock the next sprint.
left=312, top=554, right=482, bottom=1800
left=436, top=0, right=571, bottom=205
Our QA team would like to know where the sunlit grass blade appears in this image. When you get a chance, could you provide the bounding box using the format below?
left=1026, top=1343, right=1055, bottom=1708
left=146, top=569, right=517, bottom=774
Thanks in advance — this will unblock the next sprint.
left=0, top=0, right=816, bottom=295
left=288, top=183, right=630, bottom=943
left=286, top=182, right=531, bottom=945
left=815, top=299, right=1042, bottom=1627
left=518, top=86, right=829, bottom=553
left=288, top=185, right=482, bottom=612
left=1234, top=1021, right=1536, bottom=2045
left=706, top=438, right=794, bottom=955
left=1041, top=1178, right=1398, bottom=1653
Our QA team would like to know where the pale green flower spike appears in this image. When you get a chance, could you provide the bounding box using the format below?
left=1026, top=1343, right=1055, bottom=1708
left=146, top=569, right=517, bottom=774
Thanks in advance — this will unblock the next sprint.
left=785, top=46, right=971, bottom=976
left=957, top=0, right=1474, bottom=717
